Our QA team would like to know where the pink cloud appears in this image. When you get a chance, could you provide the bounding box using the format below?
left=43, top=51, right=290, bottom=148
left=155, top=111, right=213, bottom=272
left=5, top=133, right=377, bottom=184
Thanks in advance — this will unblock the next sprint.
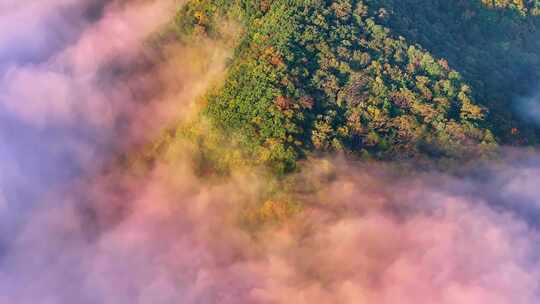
left=2, top=158, right=540, bottom=303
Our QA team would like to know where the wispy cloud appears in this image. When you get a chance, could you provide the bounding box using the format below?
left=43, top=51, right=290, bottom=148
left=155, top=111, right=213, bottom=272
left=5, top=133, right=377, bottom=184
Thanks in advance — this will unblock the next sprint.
left=0, top=0, right=224, bottom=259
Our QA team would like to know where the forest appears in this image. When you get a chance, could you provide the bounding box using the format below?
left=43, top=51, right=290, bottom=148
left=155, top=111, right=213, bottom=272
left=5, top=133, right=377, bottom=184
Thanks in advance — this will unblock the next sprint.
left=140, top=0, right=540, bottom=175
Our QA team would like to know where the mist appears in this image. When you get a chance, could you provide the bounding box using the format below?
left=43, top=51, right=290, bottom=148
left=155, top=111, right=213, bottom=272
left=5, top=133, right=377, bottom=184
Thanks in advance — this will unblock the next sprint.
left=517, top=91, right=540, bottom=126
left=0, top=0, right=230, bottom=245
left=2, top=1, right=540, bottom=303
left=2, top=150, right=540, bottom=303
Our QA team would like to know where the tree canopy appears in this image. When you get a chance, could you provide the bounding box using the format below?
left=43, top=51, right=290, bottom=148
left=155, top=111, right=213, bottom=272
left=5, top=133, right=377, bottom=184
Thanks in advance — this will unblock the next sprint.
left=165, top=0, right=540, bottom=173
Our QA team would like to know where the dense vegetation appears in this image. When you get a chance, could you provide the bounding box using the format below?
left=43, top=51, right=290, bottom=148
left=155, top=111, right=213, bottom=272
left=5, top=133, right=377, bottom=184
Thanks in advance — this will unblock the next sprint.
left=373, top=0, right=540, bottom=143
left=163, top=0, right=540, bottom=174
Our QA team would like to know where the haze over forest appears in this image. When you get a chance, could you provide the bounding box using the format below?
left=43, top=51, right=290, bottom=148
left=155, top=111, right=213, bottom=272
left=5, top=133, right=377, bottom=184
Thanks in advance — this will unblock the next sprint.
left=2, top=1, right=540, bottom=303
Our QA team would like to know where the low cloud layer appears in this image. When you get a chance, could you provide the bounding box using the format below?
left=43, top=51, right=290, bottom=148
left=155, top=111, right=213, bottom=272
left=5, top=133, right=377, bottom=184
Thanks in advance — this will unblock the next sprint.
left=2, top=152, right=540, bottom=303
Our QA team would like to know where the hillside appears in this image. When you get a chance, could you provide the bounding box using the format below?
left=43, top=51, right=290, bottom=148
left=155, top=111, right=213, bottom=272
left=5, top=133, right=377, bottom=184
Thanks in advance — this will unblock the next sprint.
left=164, top=0, right=540, bottom=173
